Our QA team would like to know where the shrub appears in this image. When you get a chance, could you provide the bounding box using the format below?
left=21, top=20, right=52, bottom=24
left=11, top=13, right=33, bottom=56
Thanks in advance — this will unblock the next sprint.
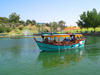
left=5, top=27, right=12, bottom=33
left=43, top=29, right=48, bottom=32
left=29, top=28, right=32, bottom=30
left=0, top=26, right=4, bottom=33
left=19, top=27, right=23, bottom=31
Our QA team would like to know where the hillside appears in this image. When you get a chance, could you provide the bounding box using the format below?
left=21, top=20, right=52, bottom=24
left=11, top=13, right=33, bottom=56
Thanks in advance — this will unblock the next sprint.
left=8, top=25, right=50, bottom=35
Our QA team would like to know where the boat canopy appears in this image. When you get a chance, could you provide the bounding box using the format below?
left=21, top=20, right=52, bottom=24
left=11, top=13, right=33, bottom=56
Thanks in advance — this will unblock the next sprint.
left=43, top=34, right=83, bottom=39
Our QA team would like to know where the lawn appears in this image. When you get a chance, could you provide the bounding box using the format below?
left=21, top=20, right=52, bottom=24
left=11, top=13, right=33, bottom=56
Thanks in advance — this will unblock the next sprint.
left=58, top=27, right=100, bottom=34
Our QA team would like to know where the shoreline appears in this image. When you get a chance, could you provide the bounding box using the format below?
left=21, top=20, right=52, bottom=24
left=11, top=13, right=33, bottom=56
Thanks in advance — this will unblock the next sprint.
left=81, top=33, right=100, bottom=37
left=0, top=33, right=100, bottom=38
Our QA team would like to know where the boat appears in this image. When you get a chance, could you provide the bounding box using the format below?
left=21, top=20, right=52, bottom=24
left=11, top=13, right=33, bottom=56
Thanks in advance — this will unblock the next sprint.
left=33, top=32, right=86, bottom=51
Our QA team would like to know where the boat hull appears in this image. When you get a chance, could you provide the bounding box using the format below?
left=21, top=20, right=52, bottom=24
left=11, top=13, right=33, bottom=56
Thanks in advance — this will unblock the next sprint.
left=35, top=39, right=86, bottom=51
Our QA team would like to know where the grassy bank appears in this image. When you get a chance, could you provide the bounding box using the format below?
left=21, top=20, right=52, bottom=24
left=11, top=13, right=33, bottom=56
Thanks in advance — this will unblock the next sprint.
left=58, top=27, right=100, bottom=34
left=1, top=26, right=100, bottom=37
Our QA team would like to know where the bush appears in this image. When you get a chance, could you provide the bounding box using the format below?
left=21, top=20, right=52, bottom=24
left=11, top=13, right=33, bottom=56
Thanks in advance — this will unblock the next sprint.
left=29, top=28, right=32, bottom=30
left=5, top=27, right=12, bottom=33
left=19, top=27, right=23, bottom=31
left=43, top=29, right=48, bottom=32
left=0, top=26, right=4, bottom=33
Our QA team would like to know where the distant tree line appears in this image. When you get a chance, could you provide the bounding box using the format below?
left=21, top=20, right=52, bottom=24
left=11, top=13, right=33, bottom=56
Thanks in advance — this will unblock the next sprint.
left=37, top=21, right=66, bottom=32
left=76, top=8, right=100, bottom=32
left=0, top=12, right=67, bottom=33
left=0, top=12, right=36, bottom=33
left=1, top=8, right=100, bottom=33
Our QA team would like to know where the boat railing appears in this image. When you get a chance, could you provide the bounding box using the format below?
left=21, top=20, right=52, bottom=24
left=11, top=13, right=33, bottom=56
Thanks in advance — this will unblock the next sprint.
left=41, top=38, right=85, bottom=45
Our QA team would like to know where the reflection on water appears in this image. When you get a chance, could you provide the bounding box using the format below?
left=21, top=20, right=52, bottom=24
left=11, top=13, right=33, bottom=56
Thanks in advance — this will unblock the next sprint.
left=0, top=36, right=100, bottom=75
left=86, top=36, right=100, bottom=45
left=37, top=47, right=85, bottom=69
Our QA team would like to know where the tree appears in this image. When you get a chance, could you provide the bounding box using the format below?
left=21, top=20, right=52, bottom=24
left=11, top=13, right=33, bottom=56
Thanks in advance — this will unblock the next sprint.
left=52, top=22, right=58, bottom=32
left=36, top=23, right=41, bottom=32
left=5, top=27, right=12, bottom=33
left=77, top=8, right=100, bottom=32
left=58, top=20, right=66, bottom=31
left=0, top=17, right=9, bottom=24
left=31, top=20, right=36, bottom=25
left=15, top=23, right=20, bottom=27
left=0, top=20, right=3, bottom=24
left=9, top=12, right=20, bottom=23
left=79, top=12, right=90, bottom=30
left=26, top=19, right=31, bottom=25
left=49, top=22, right=53, bottom=32
left=90, top=9, right=100, bottom=32
left=23, top=23, right=27, bottom=26
left=76, top=20, right=84, bottom=31
left=45, top=23, right=50, bottom=27
left=0, top=26, right=4, bottom=33
left=19, top=27, right=23, bottom=31
left=19, top=20, right=25, bottom=24
left=97, top=12, right=100, bottom=27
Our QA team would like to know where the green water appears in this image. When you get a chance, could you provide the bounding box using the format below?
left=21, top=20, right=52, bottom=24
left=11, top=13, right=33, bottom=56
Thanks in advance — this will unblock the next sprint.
left=0, top=36, right=100, bottom=75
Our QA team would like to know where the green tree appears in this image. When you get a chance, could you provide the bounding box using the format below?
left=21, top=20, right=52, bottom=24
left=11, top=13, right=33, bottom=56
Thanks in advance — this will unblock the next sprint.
left=0, top=26, right=4, bottom=33
left=15, top=23, right=20, bottom=27
left=49, top=22, right=53, bottom=32
left=45, top=23, right=50, bottom=27
left=31, top=20, right=36, bottom=25
left=77, top=8, right=100, bottom=32
left=79, top=12, right=89, bottom=30
left=5, top=27, right=12, bottom=33
left=41, top=24, right=45, bottom=31
left=58, top=20, right=66, bottom=31
left=9, top=12, right=20, bottom=23
left=23, top=23, right=27, bottom=26
left=0, top=20, right=3, bottom=24
left=90, top=9, right=100, bottom=32
left=19, top=27, right=23, bottom=31
left=76, top=20, right=84, bottom=31
left=52, top=22, right=58, bottom=32
left=26, top=19, right=31, bottom=25
left=0, top=17, right=9, bottom=24
left=19, top=20, right=25, bottom=24
left=37, top=23, right=41, bottom=32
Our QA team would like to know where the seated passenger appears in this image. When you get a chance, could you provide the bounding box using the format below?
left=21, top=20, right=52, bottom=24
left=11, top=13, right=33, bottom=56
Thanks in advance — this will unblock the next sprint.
left=64, top=37, right=70, bottom=42
left=45, top=38, right=49, bottom=43
left=72, top=37, right=76, bottom=43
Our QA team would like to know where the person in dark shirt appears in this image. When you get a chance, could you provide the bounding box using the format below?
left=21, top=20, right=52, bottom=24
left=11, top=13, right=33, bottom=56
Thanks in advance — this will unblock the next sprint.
left=72, top=37, right=76, bottom=43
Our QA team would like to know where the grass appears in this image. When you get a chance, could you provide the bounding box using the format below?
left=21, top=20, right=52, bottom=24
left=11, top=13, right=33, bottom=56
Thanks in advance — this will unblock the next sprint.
left=58, top=27, right=100, bottom=34
left=1, top=26, right=100, bottom=36
left=7, top=25, right=44, bottom=36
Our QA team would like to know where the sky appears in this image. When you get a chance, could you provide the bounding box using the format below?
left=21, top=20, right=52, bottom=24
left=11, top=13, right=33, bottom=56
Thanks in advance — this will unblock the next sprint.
left=0, top=0, right=100, bottom=26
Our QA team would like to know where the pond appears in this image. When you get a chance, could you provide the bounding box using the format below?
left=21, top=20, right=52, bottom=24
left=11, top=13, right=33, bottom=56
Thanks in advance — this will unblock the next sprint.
left=0, top=36, right=100, bottom=75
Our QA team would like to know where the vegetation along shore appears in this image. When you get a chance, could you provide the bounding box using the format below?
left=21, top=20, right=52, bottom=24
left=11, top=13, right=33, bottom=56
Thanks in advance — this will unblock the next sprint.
left=0, top=8, right=100, bottom=37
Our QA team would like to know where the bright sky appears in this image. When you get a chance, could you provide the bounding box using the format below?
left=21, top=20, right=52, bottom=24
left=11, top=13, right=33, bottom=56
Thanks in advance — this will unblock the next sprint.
left=0, top=0, right=100, bottom=26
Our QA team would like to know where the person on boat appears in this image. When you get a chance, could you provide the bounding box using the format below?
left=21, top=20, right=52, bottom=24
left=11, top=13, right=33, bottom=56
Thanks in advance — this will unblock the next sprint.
left=71, top=36, right=76, bottom=43
left=44, top=38, right=49, bottom=43
left=47, top=30, right=49, bottom=32
left=72, top=37, right=76, bottom=43
left=63, top=37, right=70, bottom=44
left=64, top=37, right=70, bottom=42
left=54, top=39, right=56, bottom=43
left=42, top=36, right=45, bottom=42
